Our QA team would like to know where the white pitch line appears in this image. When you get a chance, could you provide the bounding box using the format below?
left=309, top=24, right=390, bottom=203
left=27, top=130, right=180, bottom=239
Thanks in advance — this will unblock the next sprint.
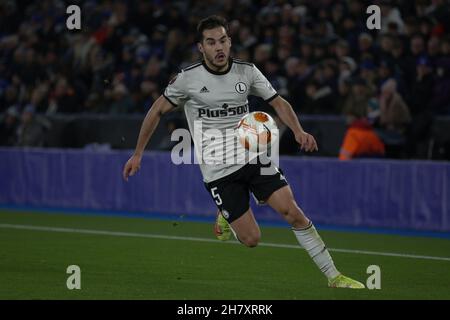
left=1, top=223, right=450, bottom=262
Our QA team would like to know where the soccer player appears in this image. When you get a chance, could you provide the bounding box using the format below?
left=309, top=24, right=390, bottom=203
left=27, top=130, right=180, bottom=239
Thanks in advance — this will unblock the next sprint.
left=123, top=15, right=364, bottom=289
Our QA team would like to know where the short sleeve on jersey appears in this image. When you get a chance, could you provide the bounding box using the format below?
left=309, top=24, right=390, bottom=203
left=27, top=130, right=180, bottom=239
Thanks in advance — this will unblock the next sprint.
left=249, top=65, right=278, bottom=102
left=163, top=71, right=188, bottom=107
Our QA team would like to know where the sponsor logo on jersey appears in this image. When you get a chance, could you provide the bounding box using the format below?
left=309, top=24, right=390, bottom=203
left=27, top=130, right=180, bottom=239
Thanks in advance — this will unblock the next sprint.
left=198, top=104, right=249, bottom=118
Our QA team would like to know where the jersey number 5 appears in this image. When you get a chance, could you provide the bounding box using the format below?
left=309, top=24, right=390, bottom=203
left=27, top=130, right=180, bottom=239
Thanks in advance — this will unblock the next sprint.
left=211, top=187, right=222, bottom=206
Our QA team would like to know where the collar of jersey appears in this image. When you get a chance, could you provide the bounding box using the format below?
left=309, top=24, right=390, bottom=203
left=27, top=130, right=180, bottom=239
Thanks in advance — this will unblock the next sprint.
left=202, top=58, right=233, bottom=75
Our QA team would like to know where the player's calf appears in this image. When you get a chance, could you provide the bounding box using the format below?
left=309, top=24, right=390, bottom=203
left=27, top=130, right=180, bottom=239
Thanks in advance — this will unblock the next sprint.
left=265, top=186, right=310, bottom=229
left=228, top=209, right=261, bottom=248
left=279, top=201, right=310, bottom=229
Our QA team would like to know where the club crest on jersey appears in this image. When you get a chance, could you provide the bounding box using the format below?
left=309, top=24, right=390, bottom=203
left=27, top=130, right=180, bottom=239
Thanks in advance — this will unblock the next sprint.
left=235, top=82, right=247, bottom=94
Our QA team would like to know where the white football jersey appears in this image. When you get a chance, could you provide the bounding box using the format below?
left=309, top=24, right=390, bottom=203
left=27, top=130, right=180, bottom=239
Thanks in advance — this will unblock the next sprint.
left=164, top=59, right=278, bottom=183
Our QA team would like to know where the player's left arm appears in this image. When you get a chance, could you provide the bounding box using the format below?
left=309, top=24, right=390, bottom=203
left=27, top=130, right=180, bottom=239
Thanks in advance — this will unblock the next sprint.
left=269, top=96, right=318, bottom=152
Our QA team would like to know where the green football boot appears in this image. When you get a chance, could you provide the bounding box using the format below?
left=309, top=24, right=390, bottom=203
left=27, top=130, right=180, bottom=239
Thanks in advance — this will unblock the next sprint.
left=214, top=210, right=232, bottom=241
left=328, top=274, right=365, bottom=289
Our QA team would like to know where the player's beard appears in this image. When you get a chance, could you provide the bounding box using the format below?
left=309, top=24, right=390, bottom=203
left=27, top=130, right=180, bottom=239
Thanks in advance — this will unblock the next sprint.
left=205, top=52, right=229, bottom=71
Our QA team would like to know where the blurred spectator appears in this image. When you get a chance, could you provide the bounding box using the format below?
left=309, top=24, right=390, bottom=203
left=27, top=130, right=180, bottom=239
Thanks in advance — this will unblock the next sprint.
left=336, top=77, right=351, bottom=113
left=0, top=0, right=449, bottom=158
left=359, top=60, right=378, bottom=92
left=303, top=80, right=336, bottom=114
left=357, top=33, right=375, bottom=59
left=378, top=34, right=395, bottom=61
left=404, top=17, right=419, bottom=37
left=405, top=56, right=435, bottom=158
left=427, top=36, right=441, bottom=63
left=429, top=57, right=450, bottom=114
left=1, top=0, right=448, bottom=119
left=409, top=56, right=435, bottom=115
left=376, top=79, right=412, bottom=157
left=380, top=0, right=405, bottom=34
left=253, top=44, right=272, bottom=66
left=0, top=106, right=19, bottom=146
left=47, top=76, right=81, bottom=114
left=342, top=77, right=373, bottom=119
left=1, top=86, right=19, bottom=113
left=84, top=93, right=104, bottom=113
left=264, top=58, right=288, bottom=97
left=108, top=83, right=134, bottom=114
left=391, top=40, right=410, bottom=85
left=339, top=117, right=385, bottom=160
left=441, top=36, right=450, bottom=56
left=377, top=59, right=406, bottom=96
left=404, top=34, right=427, bottom=81
left=16, top=105, right=46, bottom=147
left=137, top=80, right=160, bottom=113
left=284, top=57, right=312, bottom=110
left=334, top=39, right=350, bottom=60
left=379, top=79, right=412, bottom=132
left=410, top=34, right=426, bottom=57
left=339, top=56, right=357, bottom=83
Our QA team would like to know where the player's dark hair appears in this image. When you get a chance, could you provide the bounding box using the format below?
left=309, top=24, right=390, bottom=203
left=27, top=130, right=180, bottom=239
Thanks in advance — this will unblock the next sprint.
left=196, top=15, right=229, bottom=42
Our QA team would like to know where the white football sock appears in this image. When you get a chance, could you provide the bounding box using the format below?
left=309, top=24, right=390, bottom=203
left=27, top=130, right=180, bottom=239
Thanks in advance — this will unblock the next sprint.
left=292, top=221, right=340, bottom=280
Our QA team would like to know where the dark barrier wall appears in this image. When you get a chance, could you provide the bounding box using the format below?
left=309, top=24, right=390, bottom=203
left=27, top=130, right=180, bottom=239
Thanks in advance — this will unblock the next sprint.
left=1, top=148, right=449, bottom=231
left=7, top=114, right=449, bottom=159
left=17, top=114, right=348, bottom=156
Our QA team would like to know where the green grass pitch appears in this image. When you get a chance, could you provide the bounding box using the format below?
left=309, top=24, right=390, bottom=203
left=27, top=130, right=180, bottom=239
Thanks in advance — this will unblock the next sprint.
left=1, top=210, right=449, bottom=300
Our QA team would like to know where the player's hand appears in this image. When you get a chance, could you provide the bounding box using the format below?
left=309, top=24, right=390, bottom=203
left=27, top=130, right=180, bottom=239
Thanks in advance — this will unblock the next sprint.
left=295, top=131, right=318, bottom=152
left=123, top=154, right=142, bottom=181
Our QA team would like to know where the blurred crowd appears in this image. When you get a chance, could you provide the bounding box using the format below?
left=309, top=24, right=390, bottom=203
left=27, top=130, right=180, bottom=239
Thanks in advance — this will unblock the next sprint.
left=0, top=0, right=449, bottom=158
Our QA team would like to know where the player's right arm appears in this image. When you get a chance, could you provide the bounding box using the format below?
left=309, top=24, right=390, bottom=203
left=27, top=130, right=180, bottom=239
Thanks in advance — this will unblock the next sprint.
left=123, top=70, right=187, bottom=181
left=122, top=95, right=174, bottom=181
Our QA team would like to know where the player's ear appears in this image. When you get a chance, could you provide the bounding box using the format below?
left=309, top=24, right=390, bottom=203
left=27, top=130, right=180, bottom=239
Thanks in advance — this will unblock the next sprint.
left=197, top=42, right=204, bottom=54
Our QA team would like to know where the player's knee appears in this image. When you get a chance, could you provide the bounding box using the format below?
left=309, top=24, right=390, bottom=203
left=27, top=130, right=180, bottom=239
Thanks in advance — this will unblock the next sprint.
left=278, top=199, right=297, bottom=216
left=278, top=201, right=297, bottom=217
left=240, top=231, right=260, bottom=248
left=243, top=237, right=259, bottom=248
